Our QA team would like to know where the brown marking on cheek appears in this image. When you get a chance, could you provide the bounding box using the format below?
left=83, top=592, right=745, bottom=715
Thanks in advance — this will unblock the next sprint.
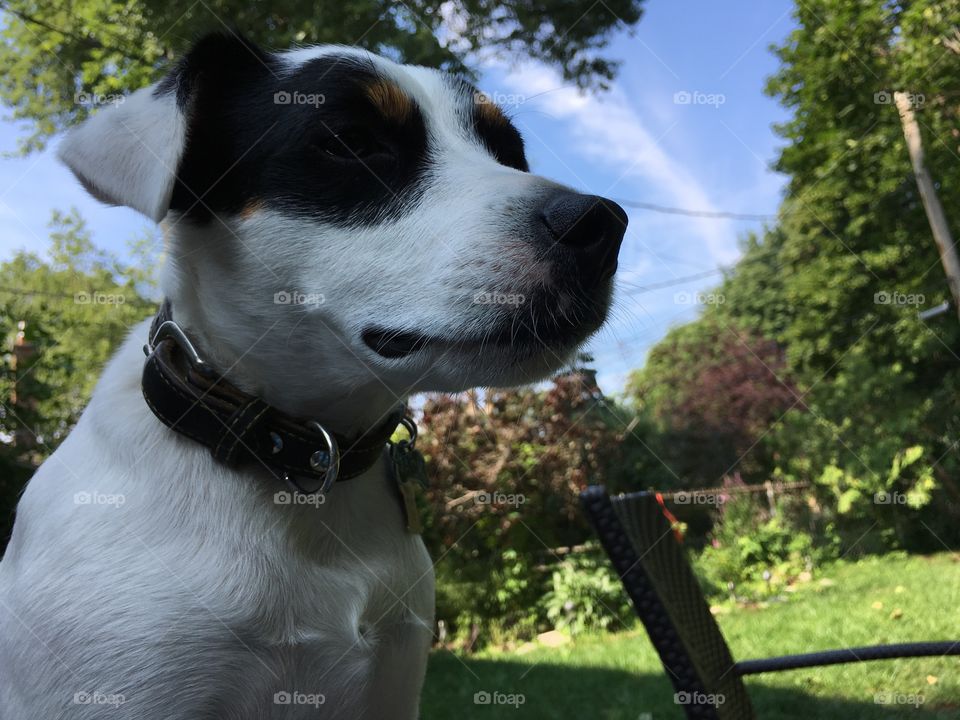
left=365, top=79, right=413, bottom=122
left=240, top=198, right=266, bottom=220
left=474, top=95, right=509, bottom=126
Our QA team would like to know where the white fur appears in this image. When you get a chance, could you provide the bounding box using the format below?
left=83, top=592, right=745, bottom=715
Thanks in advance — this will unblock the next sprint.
left=56, top=85, right=188, bottom=222
left=0, top=327, right=434, bottom=718
left=1, top=44, right=587, bottom=719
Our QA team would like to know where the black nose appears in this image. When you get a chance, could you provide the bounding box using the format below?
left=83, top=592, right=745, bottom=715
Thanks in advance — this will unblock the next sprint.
left=539, top=193, right=628, bottom=287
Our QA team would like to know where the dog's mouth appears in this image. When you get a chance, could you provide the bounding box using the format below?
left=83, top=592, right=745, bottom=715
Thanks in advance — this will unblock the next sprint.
left=362, top=316, right=602, bottom=362
left=361, top=328, right=512, bottom=360
left=362, top=286, right=615, bottom=362
left=362, top=329, right=435, bottom=359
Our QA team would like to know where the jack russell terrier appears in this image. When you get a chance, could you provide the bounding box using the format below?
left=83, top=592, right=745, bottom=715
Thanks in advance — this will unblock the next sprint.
left=0, top=32, right=627, bottom=719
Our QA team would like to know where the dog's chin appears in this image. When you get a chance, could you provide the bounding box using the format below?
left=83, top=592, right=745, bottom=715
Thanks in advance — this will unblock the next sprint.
left=362, top=331, right=582, bottom=390
left=361, top=288, right=611, bottom=389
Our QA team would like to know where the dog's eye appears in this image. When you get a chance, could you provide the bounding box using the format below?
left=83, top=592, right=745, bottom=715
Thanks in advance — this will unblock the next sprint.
left=313, top=131, right=393, bottom=162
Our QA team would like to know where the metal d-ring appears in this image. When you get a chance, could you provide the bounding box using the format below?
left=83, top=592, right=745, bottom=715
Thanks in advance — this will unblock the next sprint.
left=305, top=420, right=341, bottom=494
left=398, top=415, right=418, bottom=449
left=149, top=320, right=208, bottom=369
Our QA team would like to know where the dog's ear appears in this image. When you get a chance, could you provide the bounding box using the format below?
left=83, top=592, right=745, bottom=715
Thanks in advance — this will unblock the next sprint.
left=57, top=84, right=188, bottom=222
left=57, top=33, right=268, bottom=223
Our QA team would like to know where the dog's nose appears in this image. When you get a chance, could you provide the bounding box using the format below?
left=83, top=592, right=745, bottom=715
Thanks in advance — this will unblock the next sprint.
left=539, top=192, right=628, bottom=287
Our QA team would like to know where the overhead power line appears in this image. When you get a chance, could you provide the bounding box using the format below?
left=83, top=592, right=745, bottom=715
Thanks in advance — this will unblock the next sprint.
left=612, top=199, right=777, bottom=222
left=621, top=268, right=726, bottom=294
left=620, top=246, right=792, bottom=296
left=0, top=1, right=148, bottom=64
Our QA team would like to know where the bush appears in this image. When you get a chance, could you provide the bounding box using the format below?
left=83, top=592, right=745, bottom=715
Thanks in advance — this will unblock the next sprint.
left=420, top=369, right=640, bottom=649
left=434, top=549, right=544, bottom=648
left=542, top=543, right=634, bottom=636
left=435, top=544, right=634, bottom=648
left=694, top=494, right=836, bottom=602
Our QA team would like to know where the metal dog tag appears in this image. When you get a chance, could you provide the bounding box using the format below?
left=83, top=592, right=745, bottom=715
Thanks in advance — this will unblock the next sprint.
left=391, top=443, right=428, bottom=534
left=392, top=443, right=429, bottom=488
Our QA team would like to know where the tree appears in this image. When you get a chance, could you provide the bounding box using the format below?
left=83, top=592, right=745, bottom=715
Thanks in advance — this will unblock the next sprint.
left=628, top=316, right=798, bottom=487
left=764, top=0, right=956, bottom=374
left=632, top=0, right=960, bottom=551
left=762, top=0, right=960, bottom=547
left=0, top=209, right=157, bottom=545
left=0, top=0, right=645, bottom=152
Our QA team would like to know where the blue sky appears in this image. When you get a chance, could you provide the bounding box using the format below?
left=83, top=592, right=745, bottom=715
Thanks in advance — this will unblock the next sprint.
left=0, top=0, right=796, bottom=393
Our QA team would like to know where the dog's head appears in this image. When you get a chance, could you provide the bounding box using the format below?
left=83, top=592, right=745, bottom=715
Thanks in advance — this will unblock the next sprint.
left=60, top=34, right=626, bottom=414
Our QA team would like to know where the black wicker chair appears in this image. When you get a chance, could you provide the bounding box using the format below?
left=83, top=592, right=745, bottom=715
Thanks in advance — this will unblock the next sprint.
left=580, top=486, right=960, bottom=720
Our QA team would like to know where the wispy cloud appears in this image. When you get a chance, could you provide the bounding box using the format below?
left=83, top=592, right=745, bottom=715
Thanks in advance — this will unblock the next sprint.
left=492, top=62, right=742, bottom=267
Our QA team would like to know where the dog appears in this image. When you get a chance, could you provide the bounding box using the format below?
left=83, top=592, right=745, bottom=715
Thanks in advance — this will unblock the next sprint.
left=0, top=33, right=627, bottom=719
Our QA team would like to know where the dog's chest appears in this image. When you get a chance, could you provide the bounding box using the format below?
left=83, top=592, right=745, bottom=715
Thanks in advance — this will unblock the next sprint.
left=215, top=487, right=434, bottom=686
left=109, top=492, right=436, bottom=717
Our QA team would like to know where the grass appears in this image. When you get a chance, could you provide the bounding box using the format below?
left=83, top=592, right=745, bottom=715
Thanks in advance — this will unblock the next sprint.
left=422, top=553, right=960, bottom=719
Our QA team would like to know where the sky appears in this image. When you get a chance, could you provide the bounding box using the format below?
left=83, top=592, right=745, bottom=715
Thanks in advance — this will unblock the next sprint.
left=0, top=0, right=796, bottom=394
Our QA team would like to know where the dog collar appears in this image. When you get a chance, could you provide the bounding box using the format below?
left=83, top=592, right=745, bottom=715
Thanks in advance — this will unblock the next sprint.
left=141, top=301, right=408, bottom=494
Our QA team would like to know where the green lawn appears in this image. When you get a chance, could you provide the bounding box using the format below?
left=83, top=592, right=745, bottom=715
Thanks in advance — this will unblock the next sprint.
left=423, top=553, right=960, bottom=719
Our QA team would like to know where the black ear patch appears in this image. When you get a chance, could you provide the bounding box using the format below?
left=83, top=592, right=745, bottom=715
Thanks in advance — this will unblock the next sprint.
left=158, top=36, right=430, bottom=227
left=154, top=32, right=273, bottom=111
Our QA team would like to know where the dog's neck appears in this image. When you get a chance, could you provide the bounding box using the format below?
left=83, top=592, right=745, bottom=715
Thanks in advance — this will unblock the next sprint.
left=157, top=292, right=405, bottom=440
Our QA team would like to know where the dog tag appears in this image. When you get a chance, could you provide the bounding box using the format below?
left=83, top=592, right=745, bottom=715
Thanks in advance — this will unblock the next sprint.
left=391, top=443, right=428, bottom=534
left=398, top=479, right=422, bottom=534
left=392, top=443, right=429, bottom=489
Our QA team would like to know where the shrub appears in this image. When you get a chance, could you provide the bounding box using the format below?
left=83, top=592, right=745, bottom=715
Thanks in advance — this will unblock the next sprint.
left=434, top=549, right=544, bottom=648
left=695, top=494, right=835, bottom=602
left=542, top=544, right=633, bottom=636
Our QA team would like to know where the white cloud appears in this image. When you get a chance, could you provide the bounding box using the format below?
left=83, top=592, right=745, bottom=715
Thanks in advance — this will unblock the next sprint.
left=492, top=62, right=742, bottom=267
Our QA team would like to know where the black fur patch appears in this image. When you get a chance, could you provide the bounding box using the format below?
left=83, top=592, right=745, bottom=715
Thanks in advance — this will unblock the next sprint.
left=453, top=79, right=528, bottom=172
left=158, top=34, right=430, bottom=226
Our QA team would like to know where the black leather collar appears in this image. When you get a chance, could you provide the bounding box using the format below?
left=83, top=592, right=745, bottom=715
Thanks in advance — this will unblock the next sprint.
left=141, top=301, right=405, bottom=494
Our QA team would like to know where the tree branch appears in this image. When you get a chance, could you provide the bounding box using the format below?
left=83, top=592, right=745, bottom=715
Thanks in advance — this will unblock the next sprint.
left=943, top=27, right=960, bottom=55
left=0, top=1, right=149, bottom=65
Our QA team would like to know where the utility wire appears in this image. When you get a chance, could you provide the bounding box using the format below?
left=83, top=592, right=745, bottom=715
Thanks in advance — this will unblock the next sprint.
left=0, top=1, right=150, bottom=64
left=613, top=199, right=777, bottom=222
left=2, top=5, right=784, bottom=225
left=621, top=268, right=727, bottom=294
left=621, top=244, right=788, bottom=296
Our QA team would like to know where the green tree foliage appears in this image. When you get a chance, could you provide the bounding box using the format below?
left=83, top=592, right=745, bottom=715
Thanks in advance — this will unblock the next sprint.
left=0, top=0, right=645, bottom=152
left=630, top=0, right=960, bottom=553
left=762, top=0, right=960, bottom=550
left=0, top=209, right=156, bottom=542
left=629, top=315, right=798, bottom=487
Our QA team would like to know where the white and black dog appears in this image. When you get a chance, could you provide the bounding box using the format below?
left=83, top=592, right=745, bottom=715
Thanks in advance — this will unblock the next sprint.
left=0, top=33, right=626, bottom=719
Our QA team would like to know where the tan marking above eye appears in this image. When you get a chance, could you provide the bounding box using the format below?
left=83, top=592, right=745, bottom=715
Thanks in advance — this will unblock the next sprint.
left=474, top=94, right=509, bottom=126
left=240, top=198, right=265, bottom=220
left=365, top=79, right=414, bottom=122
